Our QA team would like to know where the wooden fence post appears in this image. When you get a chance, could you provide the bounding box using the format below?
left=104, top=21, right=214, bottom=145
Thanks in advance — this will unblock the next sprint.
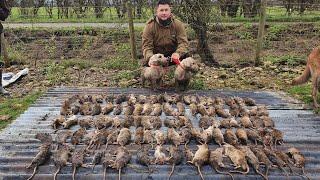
left=1, top=32, right=9, bottom=67
left=255, top=0, right=267, bottom=66
left=127, top=1, right=137, bottom=60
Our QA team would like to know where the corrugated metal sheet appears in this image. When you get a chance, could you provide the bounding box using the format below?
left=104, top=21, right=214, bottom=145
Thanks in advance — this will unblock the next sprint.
left=0, top=87, right=319, bottom=180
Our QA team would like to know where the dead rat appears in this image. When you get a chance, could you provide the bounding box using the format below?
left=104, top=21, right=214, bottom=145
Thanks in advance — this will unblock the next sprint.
left=287, top=147, right=310, bottom=180
left=78, top=116, right=94, bottom=129
left=229, top=118, right=240, bottom=128
left=102, top=102, right=114, bottom=115
left=133, top=103, right=143, bottom=116
left=122, top=116, right=134, bottom=128
left=51, top=115, right=65, bottom=129
left=178, top=116, right=193, bottom=128
left=137, top=94, right=147, bottom=104
left=212, top=127, right=225, bottom=147
left=224, top=129, right=238, bottom=146
left=71, top=127, right=87, bottom=145
left=117, top=128, right=131, bottom=146
left=179, top=127, right=192, bottom=147
left=263, top=148, right=289, bottom=178
left=199, top=116, right=211, bottom=129
left=240, top=115, right=254, bottom=129
left=91, top=151, right=104, bottom=171
left=184, top=146, right=194, bottom=163
left=127, top=94, right=137, bottom=106
left=154, top=145, right=168, bottom=165
left=168, top=128, right=182, bottom=147
left=188, top=144, right=209, bottom=180
left=143, top=129, right=154, bottom=148
left=164, top=118, right=177, bottom=128
left=71, top=148, right=87, bottom=180
left=183, top=95, right=191, bottom=105
left=251, top=147, right=272, bottom=178
left=190, top=95, right=199, bottom=104
left=62, top=115, right=78, bottom=129
left=26, top=144, right=51, bottom=180
left=102, top=150, right=115, bottom=180
left=244, top=97, right=256, bottom=106
left=88, top=129, right=109, bottom=150
left=136, top=145, right=154, bottom=172
left=105, top=94, right=115, bottom=103
left=167, top=146, right=183, bottom=179
left=149, top=94, right=159, bottom=104
left=112, top=117, right=122, bottom=128
left=197, top=104, right=208, bottom=116
left=229, top=105, right=240, bottom=117
left=239, top=146, right=268, bottom=180
left=176, top=102, right=185, bottom=116
left=223, top=144, right=249, bottom=174
left=134, top=127, right=144, bottom=145
left=150, top=116, right=162, bottom=129
left=150, top=103, right=162, bottom=116
left=123, top=104, right=134, bottom=116
left=155, top=130, right=166, bottom=145
left=261, top=116, right=275, bottom=128
left=91, top=103, right=102, bottom=115
left=163, top=102, right=179, bottom=116
left=80, top=102, right=92, bottom=115
left=215, top=106, right=231, bottom=118
left=55, top=130, right=72, bottom=150
left=275, top=150, right=295, bottom=173
left=94, top=115, right=113, bottom=130
left=207, top=106, right=216, bottom=116
left=133, top=116, right=142, bottom=127
left=141, top=103, right=153, bottom=115
left=164, top=92, right=175, bottom=104
left=105, top=129, right=119, bottom=150
left=53, top=144, right=72, bottom=180
left=189, top=103, right=198, bottom=116
left=246, top=129, right=262, bottom=145
left=115, top=94, right=127, bottom=104
left=271, top=128, right=284, bottom=148
left=220, top=118, right=231, bottom=128
left=225, top=97, right=236, bottom=107
left=111, top=147, right=132, bottom=180
left=92, top=94, right=104, bottom=103
left=113, top=104, right=122, bottom=115
left=141, top=116, right=153, bottom=130
left=35, top=133, right=53, bottom=144
left=235, top=128, right=248, bottom=145
left=214, top=97, right=225, bottom=106
left=209, top=148, right=234, bottom=180
left=60, top=100, right=71, bottom=116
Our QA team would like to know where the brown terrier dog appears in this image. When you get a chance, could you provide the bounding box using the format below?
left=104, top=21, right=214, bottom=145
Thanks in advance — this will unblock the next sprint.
left=292, top=46, right=320, bottom=108
left=174, top=57, right=199, bottom=91
left=141, top=54, right=167, bottom=90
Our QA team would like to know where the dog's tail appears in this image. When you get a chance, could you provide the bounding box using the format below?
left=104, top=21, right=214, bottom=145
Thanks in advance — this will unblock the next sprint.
left=292, top=65, right=311, bottom=85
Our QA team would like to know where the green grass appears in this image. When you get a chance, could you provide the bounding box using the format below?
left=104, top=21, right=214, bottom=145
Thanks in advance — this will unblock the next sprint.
left=189, top=77, right=206, bottom=90
left=264, top=55, right=305, bottom=67
left=61, top=59, right=93, bottom=70
left=287, top=84, right=312, bottom=104
left=0, top=91, right=42, bottom=130
left=103, top=56, right=139, bottom=70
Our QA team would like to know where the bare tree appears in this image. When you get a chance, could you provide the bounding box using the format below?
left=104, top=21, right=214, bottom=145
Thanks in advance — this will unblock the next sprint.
left=173, top=0, right=219, bottom=66
left=45, top=0, right=55, bottom=18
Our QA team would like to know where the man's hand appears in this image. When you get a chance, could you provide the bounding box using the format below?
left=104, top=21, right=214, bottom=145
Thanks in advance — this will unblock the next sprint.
left=171, top=53, right=180, bottom=61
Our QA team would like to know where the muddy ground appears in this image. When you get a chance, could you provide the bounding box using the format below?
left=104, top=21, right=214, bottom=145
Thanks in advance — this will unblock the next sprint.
left=1, top=23, right=319, bottom=101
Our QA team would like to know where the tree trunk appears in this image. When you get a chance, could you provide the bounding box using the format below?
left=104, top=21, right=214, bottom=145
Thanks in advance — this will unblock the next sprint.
left=191, top=22, right=218, bottom=66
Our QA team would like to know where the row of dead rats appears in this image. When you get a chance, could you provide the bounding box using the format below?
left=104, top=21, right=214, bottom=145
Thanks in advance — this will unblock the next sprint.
left=60, top=94, right=257, bottom=116
left=27, top=132, right=309, bottom=180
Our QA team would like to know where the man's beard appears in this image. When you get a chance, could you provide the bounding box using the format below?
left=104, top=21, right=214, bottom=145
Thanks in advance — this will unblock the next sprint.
left=158, top=17, right=172, bottom=26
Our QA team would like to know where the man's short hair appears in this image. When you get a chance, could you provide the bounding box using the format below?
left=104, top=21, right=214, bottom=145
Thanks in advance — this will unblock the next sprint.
left=157, top=0, right=171, bottom=6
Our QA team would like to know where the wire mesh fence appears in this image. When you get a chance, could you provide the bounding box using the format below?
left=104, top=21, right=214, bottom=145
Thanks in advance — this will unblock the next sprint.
left=2, top=1, right=320, bottom=69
